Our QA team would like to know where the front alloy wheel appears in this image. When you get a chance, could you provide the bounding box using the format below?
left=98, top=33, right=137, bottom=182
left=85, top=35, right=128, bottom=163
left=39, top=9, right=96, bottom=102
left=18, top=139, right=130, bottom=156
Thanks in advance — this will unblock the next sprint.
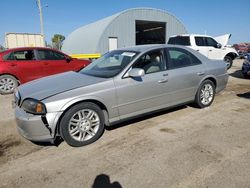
left=60, top=102, right=105, bottom=147
left=195, top=80, right=215, bottom=108
left=68, top=109, right=100, bottom=142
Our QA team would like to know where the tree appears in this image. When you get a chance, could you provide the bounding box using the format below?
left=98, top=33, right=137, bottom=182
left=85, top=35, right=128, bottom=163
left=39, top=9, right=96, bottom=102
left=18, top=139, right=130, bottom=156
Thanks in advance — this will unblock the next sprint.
left=52, top=34, right=65, bottom=50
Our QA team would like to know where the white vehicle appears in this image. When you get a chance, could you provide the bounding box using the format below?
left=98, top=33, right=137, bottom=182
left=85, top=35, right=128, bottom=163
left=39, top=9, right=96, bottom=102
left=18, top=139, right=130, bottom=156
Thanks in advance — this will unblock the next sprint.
left=168, top=34, right=238, bottom=69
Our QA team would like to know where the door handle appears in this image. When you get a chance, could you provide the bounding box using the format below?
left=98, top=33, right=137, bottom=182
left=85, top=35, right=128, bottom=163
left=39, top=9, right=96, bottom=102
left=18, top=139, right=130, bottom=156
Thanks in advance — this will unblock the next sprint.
left=10, top=64, right=17, bottom=67
left=209, top=49, right=212, bottom=52
left=163, top=73, right=168, bottom=76
left=196, top=49, right=200, bottom=52
left=158, top=78, right=168, bottom=83
left=197, top=72, right=205, bottom=76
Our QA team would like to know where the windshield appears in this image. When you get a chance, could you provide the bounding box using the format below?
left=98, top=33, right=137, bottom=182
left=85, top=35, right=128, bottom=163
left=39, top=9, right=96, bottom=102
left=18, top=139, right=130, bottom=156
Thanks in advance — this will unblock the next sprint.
left=80, top=50, right=138, bottom=78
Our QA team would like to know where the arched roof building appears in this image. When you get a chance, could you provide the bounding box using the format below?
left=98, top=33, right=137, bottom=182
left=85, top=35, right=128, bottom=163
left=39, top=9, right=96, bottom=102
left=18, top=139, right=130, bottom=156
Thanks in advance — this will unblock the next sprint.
left=62, top=8, right=187, bottom=55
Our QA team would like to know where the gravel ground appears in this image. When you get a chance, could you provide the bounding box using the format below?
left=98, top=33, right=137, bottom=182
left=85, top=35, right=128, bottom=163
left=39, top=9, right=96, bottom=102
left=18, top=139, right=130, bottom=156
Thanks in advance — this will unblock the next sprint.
left=0, top=59, right=250, bottom=188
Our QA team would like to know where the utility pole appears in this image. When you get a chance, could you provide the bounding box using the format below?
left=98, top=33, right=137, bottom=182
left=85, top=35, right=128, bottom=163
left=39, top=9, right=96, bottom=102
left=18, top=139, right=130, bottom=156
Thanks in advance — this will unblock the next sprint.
left=37, top=0, right=45, bottom=46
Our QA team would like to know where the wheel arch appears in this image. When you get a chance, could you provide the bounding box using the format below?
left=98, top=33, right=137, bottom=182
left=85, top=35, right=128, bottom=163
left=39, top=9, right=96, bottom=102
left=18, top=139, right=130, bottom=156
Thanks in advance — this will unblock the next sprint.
left=197, top=76, right=217, bottom=93
left=0, top=73, right=20, bottom=85
left=225, top=52, right=238, bottom=60
left=205, top=76, right=217, bottom=88
left=54, top=99, right=109, bottom=139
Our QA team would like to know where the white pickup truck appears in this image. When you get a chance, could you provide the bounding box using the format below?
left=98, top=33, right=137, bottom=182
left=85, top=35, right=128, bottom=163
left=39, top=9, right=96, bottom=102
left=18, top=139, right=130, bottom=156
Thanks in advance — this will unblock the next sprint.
left=168, top=34, right=238, bottom=69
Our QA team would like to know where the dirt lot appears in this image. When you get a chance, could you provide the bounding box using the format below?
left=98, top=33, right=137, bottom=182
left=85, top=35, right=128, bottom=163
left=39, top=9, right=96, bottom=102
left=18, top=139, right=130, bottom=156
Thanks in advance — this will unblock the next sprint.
left=0, top=60, right=250, bottom=188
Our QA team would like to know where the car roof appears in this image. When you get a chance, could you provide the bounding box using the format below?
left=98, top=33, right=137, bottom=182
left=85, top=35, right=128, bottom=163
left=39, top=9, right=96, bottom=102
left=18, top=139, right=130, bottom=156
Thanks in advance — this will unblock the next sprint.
left=3, top=47, right=65, bottom=54
left=117, top=44, right=209, bottom=62
left=169, top=34, right=212, bottom=38
left=117, top=44, right=191, bottom=53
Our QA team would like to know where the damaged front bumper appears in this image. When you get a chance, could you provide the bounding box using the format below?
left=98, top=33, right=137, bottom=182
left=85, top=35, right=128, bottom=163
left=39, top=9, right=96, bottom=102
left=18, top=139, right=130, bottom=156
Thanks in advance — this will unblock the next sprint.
left=15, top=107, right=61, bottom=143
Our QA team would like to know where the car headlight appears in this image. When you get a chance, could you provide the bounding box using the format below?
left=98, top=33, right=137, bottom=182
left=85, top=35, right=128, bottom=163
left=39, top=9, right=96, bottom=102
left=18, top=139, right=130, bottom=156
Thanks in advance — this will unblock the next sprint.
left=21, top=98, right=46, bottom=115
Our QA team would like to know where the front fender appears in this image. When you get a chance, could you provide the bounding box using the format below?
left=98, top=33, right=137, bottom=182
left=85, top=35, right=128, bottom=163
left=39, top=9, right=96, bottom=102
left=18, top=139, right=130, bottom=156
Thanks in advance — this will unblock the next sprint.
left=60, top=95, right=107, bottom=111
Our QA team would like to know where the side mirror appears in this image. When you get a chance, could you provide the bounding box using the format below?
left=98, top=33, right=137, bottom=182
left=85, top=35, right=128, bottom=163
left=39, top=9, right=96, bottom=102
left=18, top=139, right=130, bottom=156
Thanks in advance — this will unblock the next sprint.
left=66, top=56, right=72, bottom=63
left=217, top=43, right=222, bottom=49
left=128, top=68, right=145, bottom=77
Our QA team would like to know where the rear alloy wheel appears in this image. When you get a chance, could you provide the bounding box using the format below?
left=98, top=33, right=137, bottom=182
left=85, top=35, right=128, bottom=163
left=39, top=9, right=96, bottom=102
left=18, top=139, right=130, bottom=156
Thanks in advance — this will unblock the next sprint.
left=224, top=56, right=233, bottom=70
left=0, top=75, right=18, bottom=94
left=195, top=80, right=215, bottom=108
left=60, top=102, right=105, bottom=147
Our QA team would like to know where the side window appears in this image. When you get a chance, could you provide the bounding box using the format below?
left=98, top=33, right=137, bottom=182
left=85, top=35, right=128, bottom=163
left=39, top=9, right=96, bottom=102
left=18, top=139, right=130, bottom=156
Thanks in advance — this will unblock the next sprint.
left=205, top=37, right=218, bottom=48
left=168, top=36, right=191, bottom=46
left=189, top=51, right=202, bottom=65
left=3, top=52, right=15, bottom=60
left=52, top=51, right=66, bottom=60
left=195, top=37, right=205, bottom=46
left=166, top=48, right=201, bottom=69
left=37, top=50, right=65, bottom=60
left=133, top=50, right=165, bottom=74
left=10, top=50, right=35, bottom=60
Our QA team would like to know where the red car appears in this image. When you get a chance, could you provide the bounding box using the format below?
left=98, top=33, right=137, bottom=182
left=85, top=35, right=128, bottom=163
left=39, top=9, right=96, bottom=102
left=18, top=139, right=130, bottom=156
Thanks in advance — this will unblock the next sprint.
left=0, top=47, right=90, bottom=94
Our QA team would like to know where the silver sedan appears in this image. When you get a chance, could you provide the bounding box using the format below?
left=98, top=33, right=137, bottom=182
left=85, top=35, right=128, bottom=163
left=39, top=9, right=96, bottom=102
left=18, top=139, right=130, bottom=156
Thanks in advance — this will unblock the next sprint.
left=14, top=44, right=228, bottom=147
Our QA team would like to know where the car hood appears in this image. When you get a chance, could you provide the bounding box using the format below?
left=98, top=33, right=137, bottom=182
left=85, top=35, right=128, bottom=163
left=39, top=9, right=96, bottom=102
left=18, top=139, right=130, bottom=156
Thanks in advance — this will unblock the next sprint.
left=214, top=34, right=231, bottom=47
left=18, top=71, right=108, bottom=101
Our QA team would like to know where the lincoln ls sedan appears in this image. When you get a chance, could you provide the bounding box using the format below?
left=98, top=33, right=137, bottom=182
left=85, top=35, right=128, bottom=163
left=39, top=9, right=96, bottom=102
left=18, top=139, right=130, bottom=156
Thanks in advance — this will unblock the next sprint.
left=14, top=44, right=228, bottom=147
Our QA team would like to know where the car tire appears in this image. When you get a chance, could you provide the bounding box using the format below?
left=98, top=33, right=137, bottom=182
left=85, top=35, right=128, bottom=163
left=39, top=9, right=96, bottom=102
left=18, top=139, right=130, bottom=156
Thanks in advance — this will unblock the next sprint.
left=224, top=56, right=233, bottom=70
left=0, top=75, right=18, bottom=94
left=60, top=102, right=105, bottom=147
left=194, top=80, right=215, bottom=108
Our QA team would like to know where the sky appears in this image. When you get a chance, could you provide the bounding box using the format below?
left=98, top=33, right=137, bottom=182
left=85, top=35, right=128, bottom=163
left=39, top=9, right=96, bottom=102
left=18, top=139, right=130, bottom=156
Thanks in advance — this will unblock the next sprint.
left=0, top=0, right=249, bottom=47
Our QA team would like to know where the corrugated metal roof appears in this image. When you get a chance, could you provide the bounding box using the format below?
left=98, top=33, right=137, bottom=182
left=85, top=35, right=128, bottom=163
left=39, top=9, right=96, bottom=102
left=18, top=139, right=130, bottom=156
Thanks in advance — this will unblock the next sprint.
left=62, top=8, right=187, bottom=55
left=62, top=12, right=120, bottom=54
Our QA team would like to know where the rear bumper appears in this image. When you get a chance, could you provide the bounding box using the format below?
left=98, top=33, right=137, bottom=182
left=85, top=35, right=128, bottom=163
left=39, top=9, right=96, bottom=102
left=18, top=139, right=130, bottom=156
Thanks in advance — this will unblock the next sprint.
left=15, top=107, right=56, bottom=143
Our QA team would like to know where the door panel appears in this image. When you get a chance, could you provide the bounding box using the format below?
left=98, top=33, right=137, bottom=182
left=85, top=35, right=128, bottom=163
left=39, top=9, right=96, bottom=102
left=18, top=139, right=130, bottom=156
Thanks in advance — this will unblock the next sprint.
left=5, top=50, right=45, bottom=83
left=206, top=37, right=224, bottom=60
left=165, top=47, right=206, bottom=104
left=114, top=49, right=170, bottom=118
left=114, top=71, right=170, bottom=118
left=36, top=49, right=70, bottom=76
left=208, top=47, right=224, bottom=60
left=42, top=60, right=69, bottom=75
left=195, top=46, right=209, bottom=57
left=166, top=64, right=205, bottom=103
left=193, top=36, right=209, bottom=57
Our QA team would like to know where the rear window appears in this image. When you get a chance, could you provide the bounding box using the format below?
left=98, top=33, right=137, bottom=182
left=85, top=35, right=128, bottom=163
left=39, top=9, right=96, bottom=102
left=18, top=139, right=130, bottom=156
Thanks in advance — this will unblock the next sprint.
left=168, top=36, right=191, bottom=46
left=3, top=50, right=35, bottom=61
